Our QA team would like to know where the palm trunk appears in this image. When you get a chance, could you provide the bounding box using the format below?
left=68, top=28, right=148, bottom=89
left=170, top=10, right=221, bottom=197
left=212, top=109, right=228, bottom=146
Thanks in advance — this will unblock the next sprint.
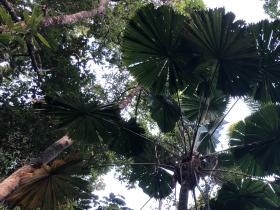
left=0, top=135, right=72, bottom=201
left=158, top=199, right=163, bottom=210
left=178, top=182, right=189, bottom=210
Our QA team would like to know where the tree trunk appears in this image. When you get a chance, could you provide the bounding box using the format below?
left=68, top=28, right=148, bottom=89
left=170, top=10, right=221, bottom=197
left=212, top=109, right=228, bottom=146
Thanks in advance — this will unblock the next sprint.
left=178, top=182, right=189, bottom=210
left=158, top=199, right=163, bottom=210
left=0, top=135, right=73, bottom=201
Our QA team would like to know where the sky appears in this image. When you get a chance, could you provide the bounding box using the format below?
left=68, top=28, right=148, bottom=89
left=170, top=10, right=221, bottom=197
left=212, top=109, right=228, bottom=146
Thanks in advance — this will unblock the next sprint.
left=92, top=1, right=269, bottom=209
left=205, top=0, right=270, bottom=22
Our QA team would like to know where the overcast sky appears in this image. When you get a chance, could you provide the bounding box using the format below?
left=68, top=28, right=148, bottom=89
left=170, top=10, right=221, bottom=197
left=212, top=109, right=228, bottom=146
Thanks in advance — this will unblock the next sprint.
left=93, top=1, right=269, bottom=210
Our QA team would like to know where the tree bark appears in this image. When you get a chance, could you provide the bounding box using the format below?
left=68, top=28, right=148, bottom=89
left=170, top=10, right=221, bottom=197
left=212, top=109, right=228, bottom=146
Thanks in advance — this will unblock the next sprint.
left=0, top=0, right=108, bottom=32
left=178, top=182, right=189, bottom=210
left=0, top=135, right=73, bottom=201
left=39, top=0, right=108, bottom=28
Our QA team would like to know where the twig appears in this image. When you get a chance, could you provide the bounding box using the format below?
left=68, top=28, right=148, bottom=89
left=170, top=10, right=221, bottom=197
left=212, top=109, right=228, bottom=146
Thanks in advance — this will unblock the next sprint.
left=140, top=197, right=153, bottom=210
left=199, top=98, right=240, bottom=145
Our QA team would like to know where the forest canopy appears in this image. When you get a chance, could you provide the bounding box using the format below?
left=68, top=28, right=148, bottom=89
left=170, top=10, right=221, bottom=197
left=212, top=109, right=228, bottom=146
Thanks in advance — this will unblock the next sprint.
left=1, top=0, right=280, bottom=210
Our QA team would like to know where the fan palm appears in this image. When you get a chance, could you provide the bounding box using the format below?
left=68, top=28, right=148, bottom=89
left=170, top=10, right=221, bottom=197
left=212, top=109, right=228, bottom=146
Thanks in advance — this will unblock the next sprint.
left=4, top=3, right=280, bottom=210
left=118, top=4, right=280, bottom=210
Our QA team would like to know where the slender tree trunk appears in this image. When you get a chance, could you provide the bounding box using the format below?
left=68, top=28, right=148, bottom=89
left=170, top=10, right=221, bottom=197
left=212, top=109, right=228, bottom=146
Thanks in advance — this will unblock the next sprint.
left=158, top=199, right=163, bottom=210
left=0, top=135, right=72, bottom=201
left=178, top=182, right=189, bottom=210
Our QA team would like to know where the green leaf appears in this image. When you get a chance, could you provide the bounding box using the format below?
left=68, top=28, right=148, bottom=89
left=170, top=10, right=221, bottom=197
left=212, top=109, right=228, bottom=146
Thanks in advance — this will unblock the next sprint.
left=6, top=155, right=92, bottom=210
left=121, top=4, right=191, bottom=94
left=109, top=118, right=147, bottom=158
left=36, top=33, right=51, bottom=48
left=196, top=121, right=222, bottom=154
left=230, top=104, right=280, bottom=176
left=181, top=89, right=228, bottom=122
left=149, top=95, right=180, bottom=133
left=249, top=20, right=280, bottom=103
left=0, top=33, right=12, bottom=45
left=129, top=143, right=174, bottom=199
left=184, top=8, right=258, bottom=96
left=210, top=179, right=278, bottom=210
left=44, top=96, right=121, bottom=144
left=0, top=6, right=14, bottom=28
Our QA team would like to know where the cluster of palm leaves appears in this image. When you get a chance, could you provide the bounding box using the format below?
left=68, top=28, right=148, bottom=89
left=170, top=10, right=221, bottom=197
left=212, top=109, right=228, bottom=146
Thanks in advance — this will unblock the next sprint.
left=5, top=3, right=280, bottom=210
left=119, top=4, right=280, bottom=210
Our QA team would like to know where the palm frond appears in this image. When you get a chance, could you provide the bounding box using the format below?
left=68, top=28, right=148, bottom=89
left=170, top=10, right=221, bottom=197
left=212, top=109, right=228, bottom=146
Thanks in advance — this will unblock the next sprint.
left=6, top=155, right=91, bottom=210
left=121, top=4, right=191, bottom=94
left=44, top=96, right=121, bottom=144
left=209, top=179, right=278, bottom=210
left=249, top=20, right=280, bottom=103
left=149, top=95, right=181, bottom=133
left=184, top=8, right=258, bottom=96
left=230, top=104, right=280, bottom=176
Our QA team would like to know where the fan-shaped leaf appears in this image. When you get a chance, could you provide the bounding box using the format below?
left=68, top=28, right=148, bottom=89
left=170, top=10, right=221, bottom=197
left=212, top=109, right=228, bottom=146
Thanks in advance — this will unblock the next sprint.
left=129, top=143, right=174, bottom=199
left=184, top=8, right=258, bottom=96
left=209, top=179, right=278, bottom=210
left=181, top=89, right=228, bottom=122
left=109, top=118, right=147, bottom=158
left=230, top=104, right=280, bottom=176
left=122, top=4, right=192, bottom=94
left=250, top=20, right=280, bottom=103
left=44, top=96, right=121, bottom=144
left=149, top=95, right=180, bottom=132
left=6, top=156, right=91, bottom=210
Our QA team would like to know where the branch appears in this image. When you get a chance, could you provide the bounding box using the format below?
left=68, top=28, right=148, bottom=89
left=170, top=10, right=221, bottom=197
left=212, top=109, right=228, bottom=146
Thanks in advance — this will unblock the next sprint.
left=0, top=0, right=109, bottom=32
left=119, top=85, right=143, bottom=109
left=0, top=0, right=20, bottom=22
left=0, top=135, right=73, bottom=201
left=26, top=42, right=43, bottom=84
left=40, top=0, right=108, bottom=28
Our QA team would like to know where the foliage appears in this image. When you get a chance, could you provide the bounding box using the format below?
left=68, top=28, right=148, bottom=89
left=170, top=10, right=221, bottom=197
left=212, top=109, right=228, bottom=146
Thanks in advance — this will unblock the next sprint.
left=6, top=155, right=92, bottom=210
left=93, top=193, right=133, bottom=210
left=209, top=178, right=278, bottom=210
left=3, top=1, right=280, bottom=210
left=261, top=0, right=280, bottom=19
left=230, top=104, right=280, bottom=176
left=149, top=95, right=181, bottom=132
left=43, top=95, right=121, bottom=143
left=121, top=4, right=189, bottom=94
left=0, top=106, right=62, bottom=178
left=249, top=20, right=280, bottom=102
